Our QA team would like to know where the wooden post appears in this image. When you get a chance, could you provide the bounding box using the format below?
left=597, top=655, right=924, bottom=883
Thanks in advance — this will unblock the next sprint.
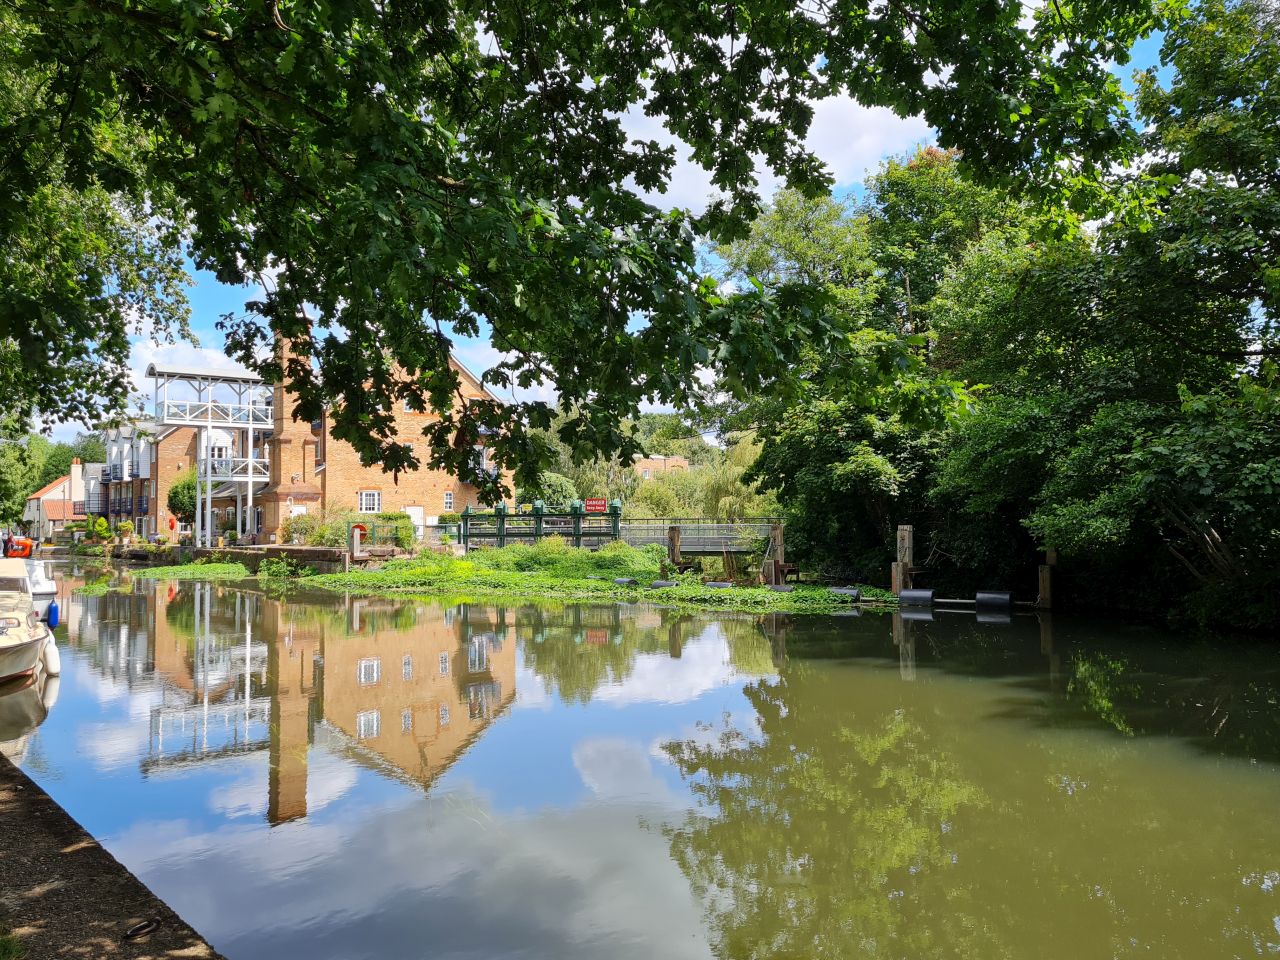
left=769, top=522, right=785, bottom=585
left=896, top=525, right=914, bottom=566
left=668, top=524, right=682, bottom=565
left=1037, top=564, right=1053, bottom=610
left=891, top=524, right=914, bottom=595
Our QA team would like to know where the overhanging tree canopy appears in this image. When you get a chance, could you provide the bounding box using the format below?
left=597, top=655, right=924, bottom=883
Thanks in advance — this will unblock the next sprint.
left=4, top=0, right=1164, bottom=498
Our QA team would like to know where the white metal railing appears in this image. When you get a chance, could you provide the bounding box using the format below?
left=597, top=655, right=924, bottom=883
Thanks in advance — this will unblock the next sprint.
left=201, top=457, right=270, bottom=482
left=157, top=400, right=272, bottom=427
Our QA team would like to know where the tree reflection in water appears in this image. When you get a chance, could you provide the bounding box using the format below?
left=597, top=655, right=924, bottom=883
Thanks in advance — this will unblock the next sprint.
left=662, top=666, right=991, bottom=960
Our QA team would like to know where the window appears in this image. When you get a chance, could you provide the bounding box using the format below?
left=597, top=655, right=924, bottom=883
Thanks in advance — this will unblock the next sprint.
left=443, top=491, right=453, bottom=512
left=444, top=608, right=455, bottom=627
left=438, top=653, right=450, bottom=676
left=401, top=709, right=413, bottom=733
left=468, top=637, right=489, bottom=673
left=403, top=398, right=414, bottom=412
left=357, top=657, right=381, bottom=685
left=439, top=704, right=450, bottom=726
left=402, top=655, right=413, bottom=681
left=642, top=469, right=651, bottom=479
left=356, top=710, right=381, bottom=739
left=358, top=490, right=382, bottom=513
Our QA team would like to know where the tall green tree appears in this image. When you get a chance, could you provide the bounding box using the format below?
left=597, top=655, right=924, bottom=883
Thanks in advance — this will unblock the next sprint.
left=3, top=0, right=1164, bottom=496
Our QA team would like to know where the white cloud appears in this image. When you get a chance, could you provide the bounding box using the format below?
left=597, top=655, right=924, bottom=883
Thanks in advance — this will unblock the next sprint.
left=572, top=737, right=681, bottom=805
left=624, top=94, right=933, bottom=213
left=590, top=626, right=744, bottom=707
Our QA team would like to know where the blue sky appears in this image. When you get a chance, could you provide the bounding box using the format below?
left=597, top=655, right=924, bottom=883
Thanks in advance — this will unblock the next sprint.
left=52, top=33, right=1170, bottom=442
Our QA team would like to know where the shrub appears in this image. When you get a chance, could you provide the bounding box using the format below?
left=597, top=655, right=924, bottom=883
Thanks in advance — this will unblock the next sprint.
left=92, top=516, right=110, bottom=540
left=281, top=512, right=319, bottom=545
left=117, top=519, right=134, bottom=538
left=282, top=507, right=356, bottom=547
left=168, top=469, right=198, bottom=523
left=374, top=511, right=416, bottom=549
left=258, top=556, right=296, bottom=579
left=438, top=511, right=462, bottom=524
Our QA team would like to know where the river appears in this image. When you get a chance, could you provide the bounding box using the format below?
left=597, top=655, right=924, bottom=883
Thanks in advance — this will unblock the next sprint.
left=5, top=566, right=1279, bottom=959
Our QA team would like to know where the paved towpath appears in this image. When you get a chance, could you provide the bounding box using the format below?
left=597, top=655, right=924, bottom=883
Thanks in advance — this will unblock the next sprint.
left=0, top=756, right=225, bottom=959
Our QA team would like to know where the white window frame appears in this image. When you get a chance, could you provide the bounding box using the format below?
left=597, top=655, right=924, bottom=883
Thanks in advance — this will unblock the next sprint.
left=438, top=653, right=450, bottom=676
left=439, top=704, right=450, bottom=726
left=402, top=655, right=413, bottom=681
left=357, top=710, right=381, bottom=739
left=357, top=657, right=381, bottom=685
left=443, top=491, right=454, bottom=512
left=401, top=709, right=413, bottom=733
left=358, top=490, right=382, bottom=513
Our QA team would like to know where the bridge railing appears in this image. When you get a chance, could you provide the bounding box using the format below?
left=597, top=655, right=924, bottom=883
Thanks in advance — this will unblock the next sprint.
left=620, top=519, right=778, bottom=553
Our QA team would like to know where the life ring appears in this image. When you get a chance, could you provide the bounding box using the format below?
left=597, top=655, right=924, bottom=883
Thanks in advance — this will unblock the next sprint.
left=352, top=523, right=368, bottom=536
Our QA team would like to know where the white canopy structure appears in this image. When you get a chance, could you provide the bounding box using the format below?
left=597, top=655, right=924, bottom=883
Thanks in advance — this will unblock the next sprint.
left=149, top=364, right=275, bottom=548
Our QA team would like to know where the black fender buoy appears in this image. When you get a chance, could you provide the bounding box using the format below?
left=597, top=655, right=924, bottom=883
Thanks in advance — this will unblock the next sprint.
left=648, top=580, right=679, bottom=589
left=899, top=589, right=934, bottom=607
left=975, top=591, right=1013, bottom=609
left=829, top=587, right=861, bottom=600
left=613, top=577, right=639, bottom=586
left=704, top=581, right=733, bottom=589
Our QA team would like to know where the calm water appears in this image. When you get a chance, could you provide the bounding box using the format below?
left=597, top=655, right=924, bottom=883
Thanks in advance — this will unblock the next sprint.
left=7, top=567, right=1280, bottom=959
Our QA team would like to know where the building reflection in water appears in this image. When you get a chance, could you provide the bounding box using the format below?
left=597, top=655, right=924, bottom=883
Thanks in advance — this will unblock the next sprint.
left=60, top=579, right=518, bottom=825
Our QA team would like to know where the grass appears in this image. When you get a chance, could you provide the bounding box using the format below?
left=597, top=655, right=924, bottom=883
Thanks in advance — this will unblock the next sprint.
left=301, top=539, right=892, bottom=614
left=0, top=933, right=25, bottom=960
left=135, top=562, right=250, bottom=580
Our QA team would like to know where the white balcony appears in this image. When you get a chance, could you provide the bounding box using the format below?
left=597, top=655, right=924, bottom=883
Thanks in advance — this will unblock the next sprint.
left=200, top=457, right=270, bottom=483
left=157, top=399, right=273, bottom=428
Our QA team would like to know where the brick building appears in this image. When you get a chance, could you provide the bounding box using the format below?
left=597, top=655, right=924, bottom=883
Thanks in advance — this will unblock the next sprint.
left=633, top=454, right=689, bottom=480
left=93, top=356, right=510, bottom=544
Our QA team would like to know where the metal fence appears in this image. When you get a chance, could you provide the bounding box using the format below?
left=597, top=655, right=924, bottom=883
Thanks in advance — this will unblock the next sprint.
left=619, top=519, right=777, bottom=553
left=347, top=509, right=780, bottom=558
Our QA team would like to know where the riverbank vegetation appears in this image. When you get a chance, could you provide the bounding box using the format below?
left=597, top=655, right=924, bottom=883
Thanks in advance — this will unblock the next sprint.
left=302, top=540, right=885, bottom=614
left=697, top=3, right=1279, bottom=630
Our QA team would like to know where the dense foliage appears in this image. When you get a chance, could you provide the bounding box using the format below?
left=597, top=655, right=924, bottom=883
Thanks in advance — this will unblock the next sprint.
left=2, top=0, right=1167, bottom=495
left=731, top=1, right=1280, bottom=627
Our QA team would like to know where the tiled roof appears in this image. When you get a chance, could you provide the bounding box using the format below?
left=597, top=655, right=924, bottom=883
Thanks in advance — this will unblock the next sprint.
left=27, top=476, right=68, bottom=501
left=41, top=501, right=85, bottom=521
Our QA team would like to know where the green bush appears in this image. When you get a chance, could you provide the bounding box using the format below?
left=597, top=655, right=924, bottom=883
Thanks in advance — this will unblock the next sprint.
left=281, top=512, right=319, bottom=544
left=282, top=507, right=356, bottom=547
left=92, top=516, right=110, bottom=540
left=258, top=556, right=296, bottom=579
left=374, top=511, right=415, bottom=549
left=438, top=511, right=462, bottom=524
left=117, top=519, right=134, bottom=538
left=167, top=469, right=198, bottom=523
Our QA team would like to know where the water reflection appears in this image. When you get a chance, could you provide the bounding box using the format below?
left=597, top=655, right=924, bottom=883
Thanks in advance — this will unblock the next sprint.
left=19, top=569, right=1280, bottom=960
left=0, top=670, right=60, bottom=761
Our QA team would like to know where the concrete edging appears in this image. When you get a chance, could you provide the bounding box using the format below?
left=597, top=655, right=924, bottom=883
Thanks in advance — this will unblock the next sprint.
left=0, top=755, right=226, bottom=959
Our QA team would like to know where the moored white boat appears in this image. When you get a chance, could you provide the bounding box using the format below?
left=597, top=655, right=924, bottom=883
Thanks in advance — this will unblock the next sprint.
left=0, top=559, right=55, bottom=682
left=25, top=559, right=56, bottom=621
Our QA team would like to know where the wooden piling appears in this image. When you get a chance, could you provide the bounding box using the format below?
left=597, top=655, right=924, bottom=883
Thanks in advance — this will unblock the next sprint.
left=667, top=524, right=682, bottom=565
left=1036, top=564, right=1053, bottom=610
left=891, top=524, right=914, bottom=595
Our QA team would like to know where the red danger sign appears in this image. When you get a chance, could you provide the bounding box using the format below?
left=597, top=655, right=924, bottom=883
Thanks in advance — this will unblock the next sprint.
left=584, top=498, right=608, bottom=513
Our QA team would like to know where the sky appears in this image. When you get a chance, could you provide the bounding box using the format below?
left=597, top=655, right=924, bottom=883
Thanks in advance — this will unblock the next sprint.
left=51, top=34, right=1170, bottom=443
